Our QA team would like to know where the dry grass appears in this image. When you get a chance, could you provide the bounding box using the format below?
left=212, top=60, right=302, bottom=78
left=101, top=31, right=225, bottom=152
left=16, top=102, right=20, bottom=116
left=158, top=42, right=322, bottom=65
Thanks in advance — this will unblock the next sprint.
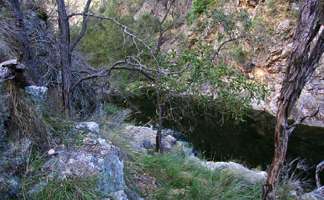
left=6, top=82, right=50, bottom=149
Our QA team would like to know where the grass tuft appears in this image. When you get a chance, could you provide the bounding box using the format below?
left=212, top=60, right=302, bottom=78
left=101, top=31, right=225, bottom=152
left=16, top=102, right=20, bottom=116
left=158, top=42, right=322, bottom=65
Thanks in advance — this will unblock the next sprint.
left=31, top=177, right=100, bottom=200
left=140, top=152, right=262, bottom=200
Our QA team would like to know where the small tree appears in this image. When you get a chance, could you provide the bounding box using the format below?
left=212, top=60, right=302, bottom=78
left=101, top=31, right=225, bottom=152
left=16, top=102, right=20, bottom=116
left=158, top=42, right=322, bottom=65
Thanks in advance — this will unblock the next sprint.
left=56, top=0, right=92, bottom=116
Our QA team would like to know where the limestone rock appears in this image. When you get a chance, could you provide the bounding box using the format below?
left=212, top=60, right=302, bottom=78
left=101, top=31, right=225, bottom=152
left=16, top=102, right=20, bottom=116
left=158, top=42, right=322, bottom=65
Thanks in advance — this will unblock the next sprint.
left=25, top=85, right=48, bottom=101
left=38, top=132, right=125, bottom=197
left=301, top=186, right=324, bottom=200
left=180, top=142, right=267, bottom=184
left=0, top=175, right=20, bottom=199
left=76, top=121, right=100, bottom=134
left=123, top=125, right=177, bottom=152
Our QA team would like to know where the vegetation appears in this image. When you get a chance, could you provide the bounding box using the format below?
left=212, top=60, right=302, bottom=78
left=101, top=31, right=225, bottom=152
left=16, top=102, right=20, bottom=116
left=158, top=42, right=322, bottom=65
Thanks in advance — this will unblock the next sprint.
left=1, top=0, right=323, bottom=199
left=30, top=177, right=100, bottom=200
left=142, top=152, right=261, bottom=200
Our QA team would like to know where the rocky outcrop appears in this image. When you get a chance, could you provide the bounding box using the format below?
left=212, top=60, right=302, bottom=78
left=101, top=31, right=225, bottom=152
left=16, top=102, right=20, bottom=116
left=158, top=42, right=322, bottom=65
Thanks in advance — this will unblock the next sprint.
left=301, top=186, right=324, bottom=200
left=122, top=125, right=177, bottom=152
left=25, top=85, right=48, bottom=102
left=180, top=142, right=267, bottom=184
left=76, top=121, right=100, bottom=134
left=30, top=122, right=128, bottom=199
left=251, top=29, right=324, bottom=127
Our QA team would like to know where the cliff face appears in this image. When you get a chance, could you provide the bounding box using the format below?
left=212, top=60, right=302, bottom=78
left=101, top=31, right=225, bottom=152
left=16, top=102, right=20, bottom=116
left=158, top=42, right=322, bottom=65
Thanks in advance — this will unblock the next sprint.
left=135, top=0, right=324, bottom=127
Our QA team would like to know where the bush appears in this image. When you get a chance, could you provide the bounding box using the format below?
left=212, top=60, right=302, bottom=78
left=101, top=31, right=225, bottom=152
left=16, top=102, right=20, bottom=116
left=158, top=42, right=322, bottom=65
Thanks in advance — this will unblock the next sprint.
left=187, top=0, right=213, bottom=23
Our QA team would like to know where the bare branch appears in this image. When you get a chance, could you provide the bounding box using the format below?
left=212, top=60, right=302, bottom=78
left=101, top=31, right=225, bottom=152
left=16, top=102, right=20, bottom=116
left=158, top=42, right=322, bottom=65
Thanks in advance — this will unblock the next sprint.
left=69, top=13, right=154, bottom=54
left=70, top=0, right=92, bottom=52
left=70, top=57, right=157, bottom=93
left=212, top=35, right=244, bottom=61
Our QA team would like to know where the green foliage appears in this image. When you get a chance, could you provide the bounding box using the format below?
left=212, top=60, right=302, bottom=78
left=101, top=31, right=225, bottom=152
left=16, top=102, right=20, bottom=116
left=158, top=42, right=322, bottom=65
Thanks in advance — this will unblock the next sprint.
left=187, top=0, right=213, bottom=23
left=31, top=177, right=100, bottom=200
left=141, top=152, right=262, bottom=200
left=77, top=3, right=159, bottom=67
left=266, top=0, right=278, bottom=15
left=212, top=9, right=236, bottom=33
left=160, top=45, right=267, bottom=121
left=104, top=103, right=121, bottom=115
left=231, top=45, right=248, bottom=64
left=192, top=0, right=213, bottom=15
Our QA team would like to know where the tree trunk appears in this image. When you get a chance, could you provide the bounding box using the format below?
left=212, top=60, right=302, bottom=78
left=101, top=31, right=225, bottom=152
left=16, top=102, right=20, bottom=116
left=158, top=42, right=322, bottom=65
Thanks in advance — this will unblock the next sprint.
left=262, top=0, right=324, bottom=199
left=56, top=0, right=72, bottom=116
left=156, top=102, right=164, bottom=152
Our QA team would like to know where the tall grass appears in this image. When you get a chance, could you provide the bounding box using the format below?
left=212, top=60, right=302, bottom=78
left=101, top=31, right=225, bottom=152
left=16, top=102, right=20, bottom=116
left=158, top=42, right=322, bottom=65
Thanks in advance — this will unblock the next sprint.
left=30, top=177, right=100, bottom=200
left=141, top=153, right=261, bottom=200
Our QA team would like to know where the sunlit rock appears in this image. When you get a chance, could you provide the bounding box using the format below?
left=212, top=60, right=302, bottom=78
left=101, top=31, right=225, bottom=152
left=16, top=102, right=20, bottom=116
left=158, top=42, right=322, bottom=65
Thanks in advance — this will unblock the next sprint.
left=25, top=85, right=48, bottom=101
left=76, top=121, right=100, bottom=134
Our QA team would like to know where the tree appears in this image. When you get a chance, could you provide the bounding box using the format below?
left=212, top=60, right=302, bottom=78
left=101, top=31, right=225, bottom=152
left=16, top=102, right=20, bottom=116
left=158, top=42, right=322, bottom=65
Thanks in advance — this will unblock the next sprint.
left=56, top=0, right=92, bottom=116
left=262, top=1, right=324, bottom=199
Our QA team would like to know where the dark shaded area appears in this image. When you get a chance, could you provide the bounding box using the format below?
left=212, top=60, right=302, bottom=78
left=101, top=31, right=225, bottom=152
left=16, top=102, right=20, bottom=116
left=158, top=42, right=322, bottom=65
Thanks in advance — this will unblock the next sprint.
left=109, top=89, right=324, bottom=173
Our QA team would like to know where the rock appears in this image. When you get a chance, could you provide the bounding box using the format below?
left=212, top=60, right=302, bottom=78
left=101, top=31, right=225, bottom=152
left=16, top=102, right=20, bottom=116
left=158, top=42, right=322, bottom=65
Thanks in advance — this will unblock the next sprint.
left=39, top=133, right=125, bottom=197
left=0, top=138, right=32, bottom=172
left=301, top=186, right=324, bottom=200
left=201, top=161, right=267, bottom=184
left=47, top=149, right=56, bottom=156
left=123, top=125, right=178, bottom=152
left=25, top=85, right=48, bottom=101
left=277, top=19, right=291, bottom=33
left=0, top=175, right=20, bottom=199
left=179, top=142, right=267, bottom=184
left=109, top=190, right=129, bottom=200
left=99, top=153, right=125, bottom=194
left=76, top=121, right=100, bottom=134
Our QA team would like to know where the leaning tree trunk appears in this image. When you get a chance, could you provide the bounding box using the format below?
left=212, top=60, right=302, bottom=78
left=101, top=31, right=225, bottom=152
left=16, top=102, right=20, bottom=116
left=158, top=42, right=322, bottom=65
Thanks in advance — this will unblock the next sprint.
left=56, top=0, right=72, bottom=116
left=262, top=1, right=324, bottom=199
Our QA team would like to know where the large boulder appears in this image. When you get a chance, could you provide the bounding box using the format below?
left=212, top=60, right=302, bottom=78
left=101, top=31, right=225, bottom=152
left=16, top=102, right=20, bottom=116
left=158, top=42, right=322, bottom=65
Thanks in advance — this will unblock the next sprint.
left=31, top=123, right=127, bottom=199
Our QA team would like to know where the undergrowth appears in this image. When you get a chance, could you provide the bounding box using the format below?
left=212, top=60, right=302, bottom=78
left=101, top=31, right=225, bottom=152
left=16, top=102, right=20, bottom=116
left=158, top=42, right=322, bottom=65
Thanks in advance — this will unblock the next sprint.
left=30, top=177, right=100, bottom=200
left=141, top=152, right=261, bottom=200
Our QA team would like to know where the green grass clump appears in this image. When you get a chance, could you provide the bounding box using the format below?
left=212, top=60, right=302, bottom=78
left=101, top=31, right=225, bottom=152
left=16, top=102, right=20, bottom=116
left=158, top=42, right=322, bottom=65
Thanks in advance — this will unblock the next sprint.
left=31, top=177, right=100, bottom=200
left=141, top=153, right=261, bottom=200
left=104, top=103, right=122, bottom=115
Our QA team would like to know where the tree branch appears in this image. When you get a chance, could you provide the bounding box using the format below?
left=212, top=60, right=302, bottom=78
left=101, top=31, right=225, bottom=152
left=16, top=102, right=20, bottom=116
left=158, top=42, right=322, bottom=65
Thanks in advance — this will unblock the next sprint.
left=212, top=35, right=244, bottom=61
left=70, top=0, right=92, bottom=52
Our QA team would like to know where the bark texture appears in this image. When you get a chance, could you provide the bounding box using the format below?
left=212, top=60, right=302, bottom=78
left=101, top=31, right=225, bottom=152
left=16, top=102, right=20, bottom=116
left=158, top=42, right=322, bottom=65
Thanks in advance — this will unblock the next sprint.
left=56, top=0, right=72, bottom=116
left=262, top=0, right=324, bottom=199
